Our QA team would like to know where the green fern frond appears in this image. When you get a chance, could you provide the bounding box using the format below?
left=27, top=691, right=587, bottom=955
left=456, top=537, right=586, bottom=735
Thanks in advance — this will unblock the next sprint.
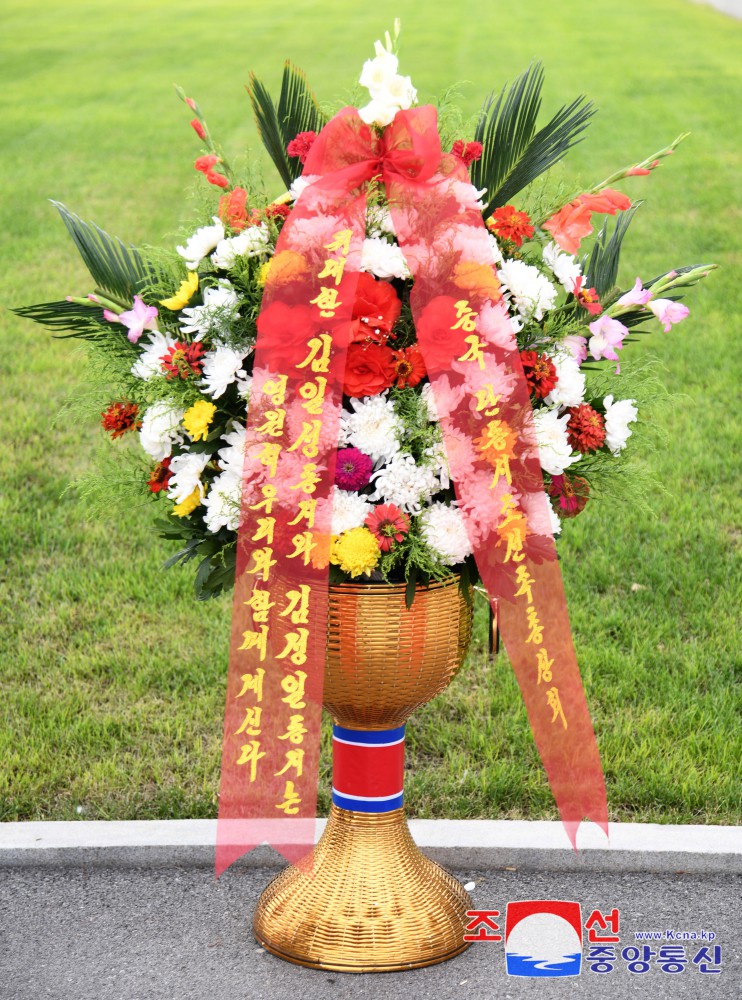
left=247, top=61, right=325, bottom=190
left=51, top=201, right=149, bottom=302
left=471, top=63, right=595, bottom=216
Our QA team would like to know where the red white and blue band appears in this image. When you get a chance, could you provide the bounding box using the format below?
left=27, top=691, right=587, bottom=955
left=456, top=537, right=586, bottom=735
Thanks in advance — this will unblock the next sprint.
left=331, top=724, right=405, bottom=813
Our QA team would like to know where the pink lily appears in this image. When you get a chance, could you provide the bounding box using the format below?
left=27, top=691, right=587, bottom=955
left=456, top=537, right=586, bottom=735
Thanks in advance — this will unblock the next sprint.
left=648, top=299, right=689, bottom=332
left=104, top=295, right=159, bottom=344
left=616, top=277, right=652, bottom=307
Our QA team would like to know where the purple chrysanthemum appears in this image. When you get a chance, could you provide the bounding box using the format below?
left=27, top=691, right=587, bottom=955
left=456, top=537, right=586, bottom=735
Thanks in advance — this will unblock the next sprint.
left=335, top=447, right=373, bottom=491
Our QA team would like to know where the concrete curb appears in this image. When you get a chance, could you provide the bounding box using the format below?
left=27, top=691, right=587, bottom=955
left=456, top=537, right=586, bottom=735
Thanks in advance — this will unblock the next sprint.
left=2, top=819, right=740, bottom=873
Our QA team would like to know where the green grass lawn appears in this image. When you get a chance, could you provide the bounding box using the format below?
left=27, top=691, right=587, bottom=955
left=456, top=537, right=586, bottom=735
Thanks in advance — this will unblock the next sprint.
left=1, top=0, right=740, bottom=826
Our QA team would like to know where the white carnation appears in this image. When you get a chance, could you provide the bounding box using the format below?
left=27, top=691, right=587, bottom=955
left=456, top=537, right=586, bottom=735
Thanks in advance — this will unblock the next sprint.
left=200, top=343, right=251, bottom=399
left=331, top=487, right=373, bottom=535
left=532, top=407, right=581, bottom=476
left=370, top=453, right=440, bottom=515
left=167, top=451, right=211, bottom=505
left=361, top=237, right=410, bottom=280
left=420, top=502, right=473, bottom=566
left=542, top=242, right=582, bottom=293
left=176, top=218, right=225, bottom=270
left=603, top=395, right=638, bottom=455
left=179, top=281, right=240, bottom=340
left=342, top=393, right=402, bottom=464
left=131, top=331, right=177, bottom=381
left=544, top=350, right=586, bottom=409
left=497, top=259, right=558, bottom=321
left=139, top=401, right=185, bottom=462
left=211, top=225, right=271, bottom=268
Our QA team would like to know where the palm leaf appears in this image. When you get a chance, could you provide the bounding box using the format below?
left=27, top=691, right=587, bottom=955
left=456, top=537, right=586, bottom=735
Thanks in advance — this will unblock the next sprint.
left=584, top=203, right=641, bottom=296
left=247, top=61, right=325, bottom=189
left=50, top=201, right=148, bottom=301
left=12, top=299, right=111, bottom=340
left=471, top=63, right=595, bottom=217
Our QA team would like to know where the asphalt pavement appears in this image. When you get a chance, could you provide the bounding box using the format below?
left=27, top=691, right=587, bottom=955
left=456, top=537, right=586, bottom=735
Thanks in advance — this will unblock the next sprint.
left=1, top=856, right=738, bottom=1000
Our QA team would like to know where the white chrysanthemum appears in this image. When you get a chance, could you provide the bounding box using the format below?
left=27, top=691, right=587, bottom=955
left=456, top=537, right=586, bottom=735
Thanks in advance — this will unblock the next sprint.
left=370, top=453, right=440, bottom=515
left=176, top=218, right=225, bottom=270
left=331, top=487, right=373, bottom=535
left=342, top=393, right=402, bottom=463
left=488, top=233, right=504, bottom=265
left=361, top=237, right=410, bottom=280
left=167, top=451, right=211, bottom=505
left=289, top=175, right=316, bottom=203
left=217, top=422, right=247, bottom=477
left=544, top=350, right=586, bottom=409
left=419, top=502, right=473, bottom=566
left=542, top=242, right=582, bottom=294
left=532, top=407, right=582, bottom=476
left=603, top=395, right=638, bottom=455
left=211, top=225, right=272, bottom=269
left=131, top=331, right=177, bottom=381
left=497, top=259, right=558, bottom=321
left=139, top=401, right=185, bottom=462
left=203, top=468, right=241, bottom=533
left=200, top=343, right=252, bottom=399
left=179, top=281, right=240, bottom=340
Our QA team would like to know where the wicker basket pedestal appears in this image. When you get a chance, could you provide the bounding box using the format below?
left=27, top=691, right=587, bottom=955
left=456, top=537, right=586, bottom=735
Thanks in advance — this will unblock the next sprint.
left=252, top=578, right=474, bottom=972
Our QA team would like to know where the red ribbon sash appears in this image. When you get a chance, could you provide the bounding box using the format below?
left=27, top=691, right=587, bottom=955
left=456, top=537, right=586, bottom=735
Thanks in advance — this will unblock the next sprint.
left=216, top=105, right=607, bottom=877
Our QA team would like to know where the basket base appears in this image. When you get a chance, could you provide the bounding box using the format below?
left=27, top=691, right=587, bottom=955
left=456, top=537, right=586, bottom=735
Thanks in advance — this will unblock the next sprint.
left=252, top=805, right=472, bottom=972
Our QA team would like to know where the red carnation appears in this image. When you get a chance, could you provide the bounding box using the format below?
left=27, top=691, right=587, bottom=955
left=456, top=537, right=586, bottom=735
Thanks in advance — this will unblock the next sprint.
left=572, top=276, right=602, bottom=315
left=264, top=202, right=291, bottom=222
left=391, top=345, right=426, bottom=388
left=365, top=503, right=410, bottom=552
left=343, top=342, right=396, bottom=398
left=287, top=131, right=317, bottom=164
left=548, top=473, right=590, bottom=517
left=101, top=401, right=140, bottom=439
left=148, top=457, right=173, bottom=494
left=160, top=340, right=206, bottom=380
left=451, top=140, right=483, bottom=166
left=520, top=350, right=558, bottom=399
left=566, top=403, right=606, bottom=453
left=349, top=272, right=401, bottom=344
left=488, top=205, right=535, bottom=248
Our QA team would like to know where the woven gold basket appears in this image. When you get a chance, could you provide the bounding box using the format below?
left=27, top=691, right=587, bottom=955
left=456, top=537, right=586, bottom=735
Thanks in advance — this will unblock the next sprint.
left=253, top=576, right=474, bottom=972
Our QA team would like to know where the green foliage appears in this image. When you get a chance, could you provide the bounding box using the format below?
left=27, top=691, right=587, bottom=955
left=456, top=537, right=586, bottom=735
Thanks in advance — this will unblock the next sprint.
left=584, top=203, right=642, bottom=297
left=246, top=61, right=326, bottom=190
left=470, top=62, right=595, bottom=217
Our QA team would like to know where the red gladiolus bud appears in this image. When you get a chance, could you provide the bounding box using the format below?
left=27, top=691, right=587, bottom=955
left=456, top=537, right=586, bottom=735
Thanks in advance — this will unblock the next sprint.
left=190, top=118, right=206, bottom=141
left=185, top=97, right=197, bottom=111
left=206, top=170, right=229, bottom=189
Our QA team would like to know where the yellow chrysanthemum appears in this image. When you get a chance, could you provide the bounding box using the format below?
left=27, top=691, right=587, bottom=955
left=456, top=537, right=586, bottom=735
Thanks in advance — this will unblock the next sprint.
left=160, top=272, right=199, bottom=310
left=172, top=486, right=203, bottom=518
left=330, top=527, right=381, bottom=578
left=183, top=400, right=216, bottom=442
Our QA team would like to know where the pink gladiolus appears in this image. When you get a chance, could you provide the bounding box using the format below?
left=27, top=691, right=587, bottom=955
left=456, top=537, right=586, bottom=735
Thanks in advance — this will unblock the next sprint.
left=587, top=315, right=628, bottom=363
left=616, top=277, right=652, bottom=307
left=563, top=334, right=588, bottom=364
left=648, top=299, right=689, bottom=332
left=104, top=295, right=158, bottom=344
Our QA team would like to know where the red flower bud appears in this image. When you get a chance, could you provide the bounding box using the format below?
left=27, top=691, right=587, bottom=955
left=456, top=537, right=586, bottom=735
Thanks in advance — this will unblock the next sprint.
left=190, top=118, right=206, bottom=141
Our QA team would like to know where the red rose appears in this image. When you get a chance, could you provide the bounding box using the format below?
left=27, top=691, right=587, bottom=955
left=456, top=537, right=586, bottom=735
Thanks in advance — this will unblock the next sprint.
left=256, top=301, right=321, bottom=373
left=350, top=272, right=402, bottom=343
left=414, top=296, right=471, bottom=374
left=343, top=342, right=396, bottom=398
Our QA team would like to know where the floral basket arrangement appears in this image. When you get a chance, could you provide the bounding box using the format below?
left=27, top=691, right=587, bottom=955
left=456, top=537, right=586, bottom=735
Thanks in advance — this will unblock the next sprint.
left=18, top=24, right=716, bottom=972
left=18, top=27, right=712, bottom=604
